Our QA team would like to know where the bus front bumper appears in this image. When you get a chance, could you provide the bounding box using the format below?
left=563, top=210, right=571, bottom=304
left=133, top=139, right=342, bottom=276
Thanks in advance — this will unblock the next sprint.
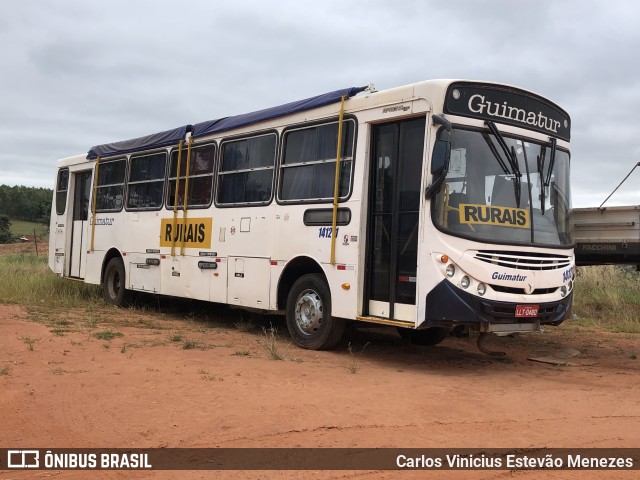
left=425, top=280, right=572, bottom=331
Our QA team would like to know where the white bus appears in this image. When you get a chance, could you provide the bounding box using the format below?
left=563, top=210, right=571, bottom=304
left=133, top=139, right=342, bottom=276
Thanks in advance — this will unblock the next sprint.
left=49, top=80, right=574, bottom=352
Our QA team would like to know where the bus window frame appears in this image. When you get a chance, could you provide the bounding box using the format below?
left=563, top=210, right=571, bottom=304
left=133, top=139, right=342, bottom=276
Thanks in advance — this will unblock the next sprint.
left=215, top=129, right=279, bottom=208
left=55, top=167, right=69, bottom=215
left=94, top=157, right=127, bottom=214
left=276, top=115, right=358, bottom=206
left=165, top=141, right=217, bottom=211
left=125, top=150, right=168, bottom=212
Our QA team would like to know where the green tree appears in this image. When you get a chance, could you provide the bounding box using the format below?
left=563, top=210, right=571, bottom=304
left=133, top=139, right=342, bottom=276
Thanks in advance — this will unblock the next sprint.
left=0, top=185, right=52, bottom=225
left=0, top=214, right=12, bottom=243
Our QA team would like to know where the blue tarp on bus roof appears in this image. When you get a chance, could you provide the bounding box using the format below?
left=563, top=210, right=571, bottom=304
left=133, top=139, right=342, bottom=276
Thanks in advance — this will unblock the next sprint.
left=191, top=86, right=367, bottom=138
left=85, top=86, right=367, bottom=158
left=86, top=125, right=193, bottom=160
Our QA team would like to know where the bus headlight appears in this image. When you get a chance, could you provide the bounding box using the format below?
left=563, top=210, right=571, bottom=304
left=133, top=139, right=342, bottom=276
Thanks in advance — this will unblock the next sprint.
left=477, top=282, right=486, bottom=296
left=460, top=276, right=470, bottom=289
left=446, top=264, right=455, bottom=278
left=560, top=286, right=567, bottom=297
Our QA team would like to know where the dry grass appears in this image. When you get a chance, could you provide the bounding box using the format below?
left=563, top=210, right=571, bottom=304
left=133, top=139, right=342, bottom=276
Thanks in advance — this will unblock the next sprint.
left=0, top=253, right=101, bottom=308
left=1, top=251, right=638, bottom=337
left=573, top=265, right=640, bottom=333
left=260, top=325, right=289, bottom=360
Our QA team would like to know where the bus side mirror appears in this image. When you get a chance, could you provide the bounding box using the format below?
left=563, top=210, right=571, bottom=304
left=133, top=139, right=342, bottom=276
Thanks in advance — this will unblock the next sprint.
left=425, top=140, right=451, bottom=199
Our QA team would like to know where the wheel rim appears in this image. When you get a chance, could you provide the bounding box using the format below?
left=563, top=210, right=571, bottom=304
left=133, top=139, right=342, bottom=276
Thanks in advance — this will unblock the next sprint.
left=294, top=288, right=323, bottom=335
left=108, top=268, right=121, bottom=299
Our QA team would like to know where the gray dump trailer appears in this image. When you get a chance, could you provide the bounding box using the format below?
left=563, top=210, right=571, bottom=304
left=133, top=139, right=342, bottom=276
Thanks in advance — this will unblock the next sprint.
left=573, top=205, right=640, bottom=266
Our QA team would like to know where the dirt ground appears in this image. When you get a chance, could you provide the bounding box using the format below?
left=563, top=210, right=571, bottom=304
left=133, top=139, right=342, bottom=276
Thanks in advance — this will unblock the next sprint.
left=1, top=247, right=639, bottom=479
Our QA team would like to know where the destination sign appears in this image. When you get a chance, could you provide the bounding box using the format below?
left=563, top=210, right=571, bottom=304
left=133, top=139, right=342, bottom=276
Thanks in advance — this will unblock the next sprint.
left=160, top=217, right=212, bottom=249
left=459, top=203, right=530, bottom=229
left=444, top=82, right=570, bottom=141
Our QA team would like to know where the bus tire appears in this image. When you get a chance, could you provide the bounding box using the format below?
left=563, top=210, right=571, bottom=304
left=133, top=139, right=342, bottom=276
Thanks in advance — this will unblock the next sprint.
left=286, top=274, right=345, bottom=350
left=410, top=327, right=450, bottom=346
left=103, top=257, right=130, bottom=307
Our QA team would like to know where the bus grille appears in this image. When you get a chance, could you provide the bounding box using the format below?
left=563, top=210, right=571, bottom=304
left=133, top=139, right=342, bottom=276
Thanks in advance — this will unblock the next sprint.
left=474, top=250, right=571, bottom=271
left=490, top=285, right=558, bottom=295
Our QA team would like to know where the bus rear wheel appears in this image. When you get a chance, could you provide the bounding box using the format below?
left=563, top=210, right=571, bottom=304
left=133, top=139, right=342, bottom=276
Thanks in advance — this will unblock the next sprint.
left=286, top=274, right=345, bottom=350
left=103, top=257, right=130, bottom=307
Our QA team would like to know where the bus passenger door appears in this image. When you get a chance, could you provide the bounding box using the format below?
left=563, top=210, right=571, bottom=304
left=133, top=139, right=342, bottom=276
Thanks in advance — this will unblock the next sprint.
left=365, top=118, right=425, bottom=322
left=69, top=171, right=92, bottom=279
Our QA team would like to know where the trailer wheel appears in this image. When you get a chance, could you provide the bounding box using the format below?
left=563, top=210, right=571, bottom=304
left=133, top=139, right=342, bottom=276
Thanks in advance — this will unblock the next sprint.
left=410, top=327, right=450, bottom=346
left=103, top=257, right=129, bottom=307
left=286, top=274, right=345, bottom=350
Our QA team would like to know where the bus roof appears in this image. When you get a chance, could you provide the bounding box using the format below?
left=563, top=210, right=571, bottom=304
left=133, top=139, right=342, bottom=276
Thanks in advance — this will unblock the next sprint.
left=87, top=125, right=192, bottom=160
left=191, top=86, right=366, bottom=139
left=86, top=86, right=366, bottom=160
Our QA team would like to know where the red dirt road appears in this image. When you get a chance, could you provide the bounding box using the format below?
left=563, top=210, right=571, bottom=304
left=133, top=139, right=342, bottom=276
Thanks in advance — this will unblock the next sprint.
left=1, top=302, right=639, bottom=479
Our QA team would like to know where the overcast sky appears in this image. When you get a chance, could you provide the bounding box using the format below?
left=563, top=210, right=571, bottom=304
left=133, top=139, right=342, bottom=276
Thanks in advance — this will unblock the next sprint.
left=1, top=0, right=638, bottom=207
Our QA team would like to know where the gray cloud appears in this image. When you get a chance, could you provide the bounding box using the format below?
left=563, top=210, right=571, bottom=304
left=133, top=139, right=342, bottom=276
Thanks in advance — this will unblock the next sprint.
left=0, top=0, right=638, bottom=206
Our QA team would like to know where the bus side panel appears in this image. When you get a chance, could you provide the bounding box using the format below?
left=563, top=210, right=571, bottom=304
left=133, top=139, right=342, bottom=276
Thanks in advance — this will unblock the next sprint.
left=210, top=258, right=227, bottom=304
left=49, top=208, right=68, bottom=275
left=128, top=253, right=161, bottom=293
left=271, top=202, right=361, bottom=320
left=228, top=256, right=271, bottom=308
left=84, top=213, right=125, bottom=286
left=322, top=263, right=358, bottom=319
left=158, top=255, right=211, bottom=302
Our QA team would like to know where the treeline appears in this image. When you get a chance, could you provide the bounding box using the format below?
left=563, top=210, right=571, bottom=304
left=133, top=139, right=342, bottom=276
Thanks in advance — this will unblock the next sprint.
left=0, top=185, right=52, bottom=225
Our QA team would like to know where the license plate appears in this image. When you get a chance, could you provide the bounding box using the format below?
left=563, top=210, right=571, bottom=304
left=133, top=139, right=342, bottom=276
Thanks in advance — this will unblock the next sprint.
left=515, top=304, right=539, bottom=318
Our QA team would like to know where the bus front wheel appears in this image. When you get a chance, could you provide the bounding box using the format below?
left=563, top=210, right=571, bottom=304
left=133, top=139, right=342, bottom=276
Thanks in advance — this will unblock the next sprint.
left=103, top=257, right=130, bottom=307
left=286, top=274, right=345, bottom=350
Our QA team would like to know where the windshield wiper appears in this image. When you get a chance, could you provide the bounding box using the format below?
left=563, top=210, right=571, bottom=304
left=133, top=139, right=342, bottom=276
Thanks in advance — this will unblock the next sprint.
left=545, top=137, right=557, bottom=187
left=482, top=133, right=510, bottom=175
left=485, top=121, right=523, bottom=207
left=537, top=137, right=557, bottom=214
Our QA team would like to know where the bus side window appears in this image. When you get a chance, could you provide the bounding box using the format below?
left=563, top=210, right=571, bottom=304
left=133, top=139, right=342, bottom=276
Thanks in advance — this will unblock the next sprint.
left=218, top=134, right=276, bottom=206
left=167, top=144, right=216, bottom=209
left=279, top=120, right=355, bottom=202
left=56, top=168, right=69, bottom=215
left=95, top=158, right=126, bottom=212
left=127, top=152, right=167, bottom=210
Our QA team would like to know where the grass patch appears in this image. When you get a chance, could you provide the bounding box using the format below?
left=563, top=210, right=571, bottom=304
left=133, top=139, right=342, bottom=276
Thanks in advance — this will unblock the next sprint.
left=574, top=265, right=640, bottom=333
left=232, top=351, right=251, bottom=356
left=9, top=219, right=49, bottom=238
left=0, top=254, right=101, bottom=308
left=50, top=328, right=71, bottom=336
left=0, top=364, right=12, bottom=376
left=234, top=315, right=256, bottom=332
left=182, top=339, right=208, bottom=350
left=51, top=368, right=86, bottom=375
left=198, top=369, right=223, bottom=381
left=346, top=342, right=369, bottom=374
left=93, top=330, right=123, bottom=341
left=259, top=325, right=289, bottom=360
left=20, top=336, right=38, bottom=351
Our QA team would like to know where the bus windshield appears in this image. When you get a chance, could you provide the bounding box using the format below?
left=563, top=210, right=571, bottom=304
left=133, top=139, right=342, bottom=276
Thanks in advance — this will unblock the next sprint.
left=432, top=127, right=572, bottom=247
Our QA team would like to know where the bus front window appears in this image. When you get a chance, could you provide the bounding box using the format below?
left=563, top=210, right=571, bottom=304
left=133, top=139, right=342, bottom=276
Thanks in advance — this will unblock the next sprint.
left=432, top=127, right=572, bottom=247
